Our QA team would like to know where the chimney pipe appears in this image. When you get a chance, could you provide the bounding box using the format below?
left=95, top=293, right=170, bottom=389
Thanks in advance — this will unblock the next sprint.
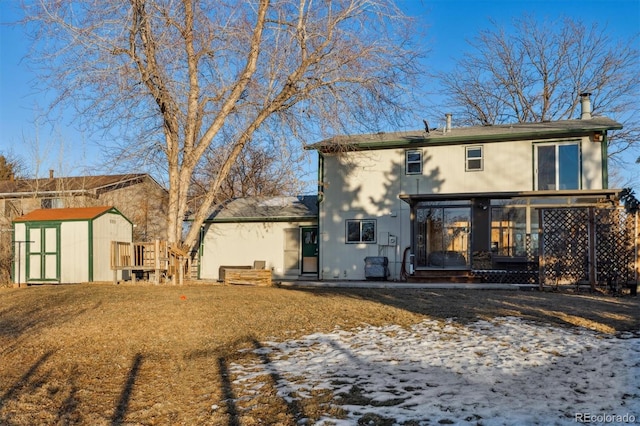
left=580, top=93, right=592, bottom=120
left=49, top=169, right=54, bottom=180
left=445, top=113, right=452, bottom=133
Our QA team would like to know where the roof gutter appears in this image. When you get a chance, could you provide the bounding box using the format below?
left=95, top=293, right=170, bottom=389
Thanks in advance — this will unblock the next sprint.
left=0, top=189, right=95, bottom=198
left=306, top=124, right=623, bottom=153
left=398, top=189, right=622, bottom=204
left=200, top=215, right=318, bottom=224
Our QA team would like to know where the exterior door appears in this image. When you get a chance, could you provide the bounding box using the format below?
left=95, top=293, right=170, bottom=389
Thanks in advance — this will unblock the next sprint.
left=416, top=206, right=470, bottom=268
left=27, top=224, right=60, bottom=282
left=301, top=226, right=318, bottom=274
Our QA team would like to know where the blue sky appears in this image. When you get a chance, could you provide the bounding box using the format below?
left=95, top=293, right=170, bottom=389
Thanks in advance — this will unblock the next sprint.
left=1, top=0, right=639, bottom=187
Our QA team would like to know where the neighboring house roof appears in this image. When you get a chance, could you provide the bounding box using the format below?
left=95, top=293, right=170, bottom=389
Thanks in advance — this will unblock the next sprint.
left=13, top=206, right=120, bottom=222
left=0, top=173, right=166, bottom=197
left=306, top=116, right=623, bottom=152
left=203, top=196, right=318, bottom=223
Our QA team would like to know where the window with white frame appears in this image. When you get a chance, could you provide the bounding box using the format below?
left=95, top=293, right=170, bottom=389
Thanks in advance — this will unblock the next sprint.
left=346, top=219, right=376, bottom=243
left=41, top=198, right=64, bottom=209
left=535, top=142, right=580, bottom=190
left=466, top=146, right=483, bottom=171
left=405, top=150, right=422, bottom=174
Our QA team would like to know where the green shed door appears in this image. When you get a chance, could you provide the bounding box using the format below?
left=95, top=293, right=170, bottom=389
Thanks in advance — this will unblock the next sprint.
left=27, top=225, right=60, bottom=282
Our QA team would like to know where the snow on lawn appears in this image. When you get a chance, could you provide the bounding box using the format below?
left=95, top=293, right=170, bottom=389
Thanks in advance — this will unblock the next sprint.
left=230, top=317, right=640, bottom=425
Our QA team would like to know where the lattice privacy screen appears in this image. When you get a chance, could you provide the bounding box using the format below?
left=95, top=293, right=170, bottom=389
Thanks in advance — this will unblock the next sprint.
left=541, top=207, right=637, bottom=287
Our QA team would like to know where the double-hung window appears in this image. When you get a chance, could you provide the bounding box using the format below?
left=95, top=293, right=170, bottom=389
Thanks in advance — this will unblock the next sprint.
left=535, top=142, right=580, bottom=190
left=466, top=146, right=483, bottom=171
left=405, top=150, right=422, bottom=174
left=346, top=219, right=376, bottom=243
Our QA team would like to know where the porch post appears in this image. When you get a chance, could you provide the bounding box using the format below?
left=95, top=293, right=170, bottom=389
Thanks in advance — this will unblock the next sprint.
left=538, top=209, right=545, bottom=291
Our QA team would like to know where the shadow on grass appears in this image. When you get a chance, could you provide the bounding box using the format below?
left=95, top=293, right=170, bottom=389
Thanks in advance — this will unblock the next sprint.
left=0, top=350, right=54, bottom=413
left=286, top=287, right=640, bottom=334
left=0, top=291, right=101, bottom=356
left=56, top=365, right=80, bottom=424
left=111, top=353, right=143, bottom=426
left=217, top=356, right=239, bottom=426
left=188, top=335, right=308, bottom=425
left=249, top=338, right=306, bottom=421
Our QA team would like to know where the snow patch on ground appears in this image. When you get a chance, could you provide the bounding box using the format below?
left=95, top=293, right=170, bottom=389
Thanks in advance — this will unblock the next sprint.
left=230, top=317, right=640, bottom=425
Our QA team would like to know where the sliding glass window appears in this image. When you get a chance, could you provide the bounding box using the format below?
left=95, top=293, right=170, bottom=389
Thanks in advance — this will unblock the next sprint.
left=535, top=142, right=580, bottom=190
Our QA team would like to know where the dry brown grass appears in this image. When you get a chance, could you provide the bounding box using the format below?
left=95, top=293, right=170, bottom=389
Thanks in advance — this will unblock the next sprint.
left=0, top=283, right=638, bottom=425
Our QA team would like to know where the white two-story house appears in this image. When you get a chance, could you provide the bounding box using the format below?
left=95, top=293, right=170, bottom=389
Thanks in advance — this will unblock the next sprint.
left=306, top=94, right=628, bottom=283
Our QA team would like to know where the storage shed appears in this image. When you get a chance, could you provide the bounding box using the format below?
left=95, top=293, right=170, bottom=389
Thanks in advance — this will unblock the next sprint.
left=12, top=206, right=133, bottom=284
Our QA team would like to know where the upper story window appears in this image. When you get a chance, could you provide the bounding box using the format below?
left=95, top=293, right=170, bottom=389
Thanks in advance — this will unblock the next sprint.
left=346, top=219, right=376, bottom=244
left=466, top=146, right=483, bottom=171
left=535, top=142, right=580, bottom=190
left=405, top=150, right=422, bottom=174
left=41, top=198, right=64, bottom=209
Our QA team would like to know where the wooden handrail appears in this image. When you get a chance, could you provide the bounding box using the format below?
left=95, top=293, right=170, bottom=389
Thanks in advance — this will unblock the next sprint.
left=111, top=240, right=188, bottom=284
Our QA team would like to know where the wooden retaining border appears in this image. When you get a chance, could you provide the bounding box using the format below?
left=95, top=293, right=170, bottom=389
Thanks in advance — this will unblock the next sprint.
left=224, top=269, right=272, bottom=286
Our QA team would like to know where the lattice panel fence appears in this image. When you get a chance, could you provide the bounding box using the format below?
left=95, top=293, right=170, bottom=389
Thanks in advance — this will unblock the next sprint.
left=541, top=208, right=590, bottom=286
left=595, top=209, right=636, bottom=285
left=541, top=207, right=638, bottom=288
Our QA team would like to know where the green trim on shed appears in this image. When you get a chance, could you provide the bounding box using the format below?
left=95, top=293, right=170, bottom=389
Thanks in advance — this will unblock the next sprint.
left=24, top=222, right=61, bottom=283
left=13, top=206, right=132, bottom=284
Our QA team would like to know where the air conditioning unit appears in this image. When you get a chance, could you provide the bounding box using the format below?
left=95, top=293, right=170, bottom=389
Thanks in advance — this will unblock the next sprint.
left=364, top=256, right=389, bottom=280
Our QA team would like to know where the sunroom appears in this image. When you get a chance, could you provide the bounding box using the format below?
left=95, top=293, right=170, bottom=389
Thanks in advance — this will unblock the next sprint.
left=400, top=189, right=628, bottom=285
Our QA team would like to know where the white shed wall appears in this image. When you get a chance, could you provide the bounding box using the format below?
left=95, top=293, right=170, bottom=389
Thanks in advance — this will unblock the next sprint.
left=92, top=212, right=132, bottom=281
left=60, top=221, right=90, bottom=283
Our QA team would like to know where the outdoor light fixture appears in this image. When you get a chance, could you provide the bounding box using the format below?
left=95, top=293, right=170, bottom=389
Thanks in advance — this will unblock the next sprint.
left=593, top=131, right=603, bottom=142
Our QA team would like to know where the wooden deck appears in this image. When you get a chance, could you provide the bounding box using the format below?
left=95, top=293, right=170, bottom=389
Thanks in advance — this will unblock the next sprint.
left=110, top=240, right=189, bottom=284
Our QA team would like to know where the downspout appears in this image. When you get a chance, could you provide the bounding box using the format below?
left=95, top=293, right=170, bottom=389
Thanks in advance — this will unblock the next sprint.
left=601, top=132, right=609, bottom=189
left=88, top=219, right=94, bottom=282
left=317, top=153, right=325, bottom=280
left=198, top=223, right=205, bottom=280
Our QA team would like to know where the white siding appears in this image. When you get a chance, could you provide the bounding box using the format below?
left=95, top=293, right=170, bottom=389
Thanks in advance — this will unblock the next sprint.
left=92, top=212, right=132, bottom=281
left=319, top=135, right=603, bottom=280
left=201, top=220, right=316, bottom=281
left=580, top=138, right=605, bottom=189
left=60, top=221, right=89, bottom=283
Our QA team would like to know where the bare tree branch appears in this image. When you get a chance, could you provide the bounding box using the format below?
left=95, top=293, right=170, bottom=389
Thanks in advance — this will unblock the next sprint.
left=23, top=0, right=424, bottom=250
left=435, top=15, right=640, bottom=176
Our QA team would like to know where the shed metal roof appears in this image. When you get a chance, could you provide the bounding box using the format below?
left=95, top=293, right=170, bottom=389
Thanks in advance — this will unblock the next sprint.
left=13, top=206, right=116, bottom=222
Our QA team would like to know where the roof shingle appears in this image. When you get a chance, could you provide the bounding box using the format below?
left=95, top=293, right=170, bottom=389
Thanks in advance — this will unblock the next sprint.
left=13, top=206, right=115, bottom=222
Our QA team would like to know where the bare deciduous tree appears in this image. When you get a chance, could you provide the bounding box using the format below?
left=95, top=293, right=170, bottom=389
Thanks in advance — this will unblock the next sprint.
left=0, top=152, right=27, bottom=284
left=0, top=152, right=26, bottom=181
left=23, top=0, right=423, bottom=251
left=189, top=140, right=306, bottom=215
left=435, top=16, right=639, bottom=166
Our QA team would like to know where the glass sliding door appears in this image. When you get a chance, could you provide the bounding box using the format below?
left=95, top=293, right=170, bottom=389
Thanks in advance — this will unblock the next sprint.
left=415, top=204, right=470, bottom=268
